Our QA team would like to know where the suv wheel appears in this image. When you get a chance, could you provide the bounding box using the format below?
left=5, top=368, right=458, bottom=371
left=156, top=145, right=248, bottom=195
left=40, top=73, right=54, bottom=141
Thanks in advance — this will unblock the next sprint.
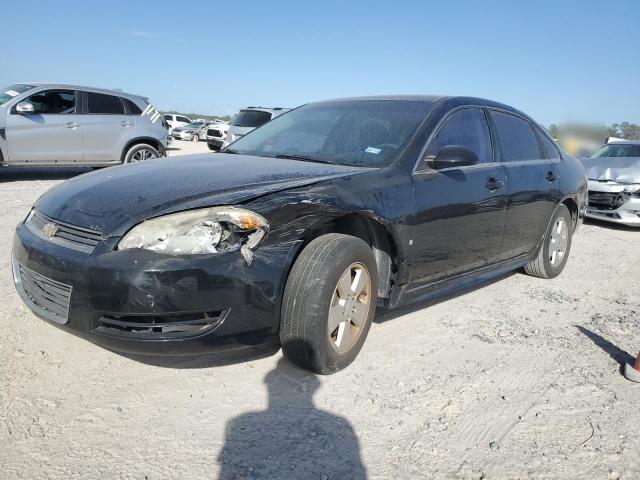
left=124, top=143, right=160, bottom=163
left=191, top=134, right=199, bottom=142
left=524, top=204, right=573, bottom=279
left=280, top=234, right=378, bottom=374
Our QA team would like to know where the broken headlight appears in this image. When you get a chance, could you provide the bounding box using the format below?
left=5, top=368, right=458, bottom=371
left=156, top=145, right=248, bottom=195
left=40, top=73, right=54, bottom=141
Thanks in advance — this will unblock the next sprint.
left=117, top=207, right=268, bottom=264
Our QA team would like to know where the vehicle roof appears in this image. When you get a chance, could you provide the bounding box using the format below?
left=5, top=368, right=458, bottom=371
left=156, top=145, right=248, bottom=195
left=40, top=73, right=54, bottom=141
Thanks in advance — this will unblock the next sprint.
left=606, top=140, right=640, bottom=145
left=16, top=82, right=146, bottom=101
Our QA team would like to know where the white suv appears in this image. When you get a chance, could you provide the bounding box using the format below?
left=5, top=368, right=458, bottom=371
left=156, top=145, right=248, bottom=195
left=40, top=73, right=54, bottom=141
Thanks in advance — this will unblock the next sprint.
left=163, top=113, right=192, bottom=134
left=222, top=107, right=289, bottom=149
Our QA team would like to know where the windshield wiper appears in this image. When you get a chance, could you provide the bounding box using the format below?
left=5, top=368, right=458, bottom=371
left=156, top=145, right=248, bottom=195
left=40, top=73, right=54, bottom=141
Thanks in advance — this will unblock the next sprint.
left=274, top=153, right=330, bottom=164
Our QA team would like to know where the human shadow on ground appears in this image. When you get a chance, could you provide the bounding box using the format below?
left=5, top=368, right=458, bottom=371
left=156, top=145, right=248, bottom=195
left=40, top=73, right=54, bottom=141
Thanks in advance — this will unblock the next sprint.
left=216, top=356, right=367, bottom=479
left=575, top=325, right=635, bottom=374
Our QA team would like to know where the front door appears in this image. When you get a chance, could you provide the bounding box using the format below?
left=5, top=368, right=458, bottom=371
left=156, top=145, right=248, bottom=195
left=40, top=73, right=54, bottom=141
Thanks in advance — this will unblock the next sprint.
left=5, top=89, right=82, bottom=164
left=410, top=107, right=507, bottom=286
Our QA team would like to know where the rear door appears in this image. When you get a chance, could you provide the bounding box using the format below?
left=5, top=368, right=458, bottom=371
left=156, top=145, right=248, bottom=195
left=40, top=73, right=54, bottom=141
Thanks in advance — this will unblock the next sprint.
left=5, top=89, right=82, bottom=164
left=410, top=107, right=507, bottom=285
left=489, top=110, right=559, bottom=260
left=81, top=91, right=134, bottom=163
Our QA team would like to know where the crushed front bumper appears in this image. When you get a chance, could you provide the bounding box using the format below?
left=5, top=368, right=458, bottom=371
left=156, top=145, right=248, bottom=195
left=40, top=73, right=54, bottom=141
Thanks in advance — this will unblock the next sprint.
left=12, top=222, right=301, bottom=356
left=586, top=181, right=640, bottom=227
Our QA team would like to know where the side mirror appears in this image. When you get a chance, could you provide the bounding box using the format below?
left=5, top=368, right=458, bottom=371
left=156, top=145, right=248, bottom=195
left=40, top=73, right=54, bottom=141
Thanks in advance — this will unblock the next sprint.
left=16, top=101, right=35, bottom=115
left=428, top=145, right=479, bottom=169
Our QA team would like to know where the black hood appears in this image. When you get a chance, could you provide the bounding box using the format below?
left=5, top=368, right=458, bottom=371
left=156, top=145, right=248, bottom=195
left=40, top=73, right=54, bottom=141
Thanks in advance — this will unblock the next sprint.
left=35, top=153, right=374, bottom=236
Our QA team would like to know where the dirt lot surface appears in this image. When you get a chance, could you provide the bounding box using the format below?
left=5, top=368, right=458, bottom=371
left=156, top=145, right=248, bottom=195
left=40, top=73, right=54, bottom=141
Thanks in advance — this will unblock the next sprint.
left=1, top=141, right=639, bottom=479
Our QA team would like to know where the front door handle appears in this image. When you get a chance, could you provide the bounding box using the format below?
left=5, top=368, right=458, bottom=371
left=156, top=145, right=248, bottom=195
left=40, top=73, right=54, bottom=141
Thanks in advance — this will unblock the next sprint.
left=121, top=121, right=132, bottom=127
left=485, top=178, right=505, bottom=191
left=545, top=171, right=558, bottom=182
left=65, top=122, right=80, bottom=129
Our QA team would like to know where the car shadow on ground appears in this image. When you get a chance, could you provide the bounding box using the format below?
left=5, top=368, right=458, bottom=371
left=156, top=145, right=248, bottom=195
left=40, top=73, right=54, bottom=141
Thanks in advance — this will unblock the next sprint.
left=216, top=357, right=367, bottom=479
left=0, top=166, right=91, bottom=182
left=583, top=217, right=638, bottom=231
left=575, top=325, right=635, bottom=375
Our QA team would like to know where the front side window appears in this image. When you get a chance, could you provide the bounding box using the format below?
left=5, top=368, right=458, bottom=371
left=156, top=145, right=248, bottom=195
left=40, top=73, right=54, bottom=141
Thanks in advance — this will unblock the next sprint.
left=123, top=98, right=142, bottom=115
left=592, top=143, right=640, bottom=158
left=227, top=100, right=435, bottom=168
left=1, top=84, right=35, bottom=106
left=23, top=89, right=76, bottom=114
left=491, top=111, right=541, bottom=162
left=425, top=108, right=493, bottom=164
left=87, top=92, right=124, bottom=114
left=231, top=110, right=273, bottom=128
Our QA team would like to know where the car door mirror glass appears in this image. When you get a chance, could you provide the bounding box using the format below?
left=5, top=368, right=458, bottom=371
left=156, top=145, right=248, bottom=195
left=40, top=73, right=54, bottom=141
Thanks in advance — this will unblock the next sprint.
left=428, top=145, right=479, bottom=169
left=16, top=101, right=35, bottom=114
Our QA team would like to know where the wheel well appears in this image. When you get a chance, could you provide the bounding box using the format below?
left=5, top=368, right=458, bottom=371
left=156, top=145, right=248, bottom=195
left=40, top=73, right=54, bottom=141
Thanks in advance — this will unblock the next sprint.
left=301, top=214, right=399, bottom=302
left=562, top=197, right=579, bottom=230
left=120, top=138, right=163, bottom=163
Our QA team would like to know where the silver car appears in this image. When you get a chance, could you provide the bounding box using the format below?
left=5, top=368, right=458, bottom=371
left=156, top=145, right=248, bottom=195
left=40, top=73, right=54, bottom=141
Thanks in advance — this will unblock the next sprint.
left=222, top=107, right=289, bottom=149
left=0, top=83, right=169, bottom=167
left=580, top=141, right=640, bottom=226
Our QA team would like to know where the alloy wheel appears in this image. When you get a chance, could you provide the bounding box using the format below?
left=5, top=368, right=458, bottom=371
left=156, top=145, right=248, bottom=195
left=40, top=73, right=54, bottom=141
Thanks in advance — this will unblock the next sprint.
left=328, top=262, right=372, bottom=353
left=549, top=217, right=568, bottom=266
left=130, top=148, right=156, bottom=162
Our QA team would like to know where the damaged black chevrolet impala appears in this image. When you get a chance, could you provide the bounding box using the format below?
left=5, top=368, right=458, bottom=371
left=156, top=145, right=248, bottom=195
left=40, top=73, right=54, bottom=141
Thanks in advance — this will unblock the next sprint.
left=12, top=96, right=587, bottom=373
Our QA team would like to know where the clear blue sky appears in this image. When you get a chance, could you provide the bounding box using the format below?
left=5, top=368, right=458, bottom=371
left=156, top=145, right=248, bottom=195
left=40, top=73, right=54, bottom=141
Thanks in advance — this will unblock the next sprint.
left=1, top=0, right=638, bottom=126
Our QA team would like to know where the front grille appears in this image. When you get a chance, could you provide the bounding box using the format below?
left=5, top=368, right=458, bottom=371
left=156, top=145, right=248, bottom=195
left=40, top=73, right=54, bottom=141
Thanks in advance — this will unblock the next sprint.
left=16, top=262, right=72, bottom=324
left=26, top=210, right=102, bottom=253
left=94, top=310, right=228, bottom=339
left=207, top=128, right=222, bottom=138
left=588, top=191, right=627, bottom=211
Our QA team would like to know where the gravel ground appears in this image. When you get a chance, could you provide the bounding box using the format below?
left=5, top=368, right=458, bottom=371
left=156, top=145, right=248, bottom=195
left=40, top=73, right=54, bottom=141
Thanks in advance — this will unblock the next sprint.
left=1, top=141, right=639, bottom=479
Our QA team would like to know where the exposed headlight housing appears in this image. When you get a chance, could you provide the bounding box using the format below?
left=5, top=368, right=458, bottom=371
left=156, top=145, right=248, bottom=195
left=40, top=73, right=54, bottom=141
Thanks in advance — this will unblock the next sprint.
left=622, top=184, right=640, bottom=195
left=117, top=207, right=268, bottom=264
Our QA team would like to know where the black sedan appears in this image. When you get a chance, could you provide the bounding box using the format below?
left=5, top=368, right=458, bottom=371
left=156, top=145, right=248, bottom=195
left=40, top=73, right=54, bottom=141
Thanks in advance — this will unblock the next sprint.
left=12, top=96, right=587, bottom=373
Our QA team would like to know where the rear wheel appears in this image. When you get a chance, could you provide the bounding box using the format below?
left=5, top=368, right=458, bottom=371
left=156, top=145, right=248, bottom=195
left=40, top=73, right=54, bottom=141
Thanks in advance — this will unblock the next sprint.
left=280, top=234, right=378, bottom=374
left=191, top=133, right=199, bottom=142
left=524, top=204, right=572, bottom=278
left=123, top=143, right=160, bottom=163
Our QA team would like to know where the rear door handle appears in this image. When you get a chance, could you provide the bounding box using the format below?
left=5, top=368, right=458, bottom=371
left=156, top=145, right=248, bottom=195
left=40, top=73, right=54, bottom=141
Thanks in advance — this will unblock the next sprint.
left=485, top=178, right=505, bottom=191
left=545, top=171, right=558, bottom=182
left=65, top=122, right=80, bottom=129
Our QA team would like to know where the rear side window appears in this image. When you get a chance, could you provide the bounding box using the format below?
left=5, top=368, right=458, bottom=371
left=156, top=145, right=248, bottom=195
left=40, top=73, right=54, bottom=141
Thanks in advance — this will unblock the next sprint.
left=24, top=90, right=76, bottom=114
left=426, top=108, right=493, bottom=164
left=163, top=114, right=173, bottom=120
left=491, top=111, right=541, bottom=161
left=231, top=110, right=272, bottom=128
left=537, top=129, right=561, bottom=160
left=123, top=98, right=142, bottom=115
left=87, top=92, right=124, bottom=114
left=177, top=116, right=190, bottom=123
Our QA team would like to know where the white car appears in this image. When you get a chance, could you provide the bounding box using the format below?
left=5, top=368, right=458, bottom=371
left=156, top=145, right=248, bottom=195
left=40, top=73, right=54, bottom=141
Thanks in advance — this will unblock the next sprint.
left=163, top=113, right=192, bottom=134
left=222, top=107, right=289, bottom=149
left=206, top=122, right=230, bottom=150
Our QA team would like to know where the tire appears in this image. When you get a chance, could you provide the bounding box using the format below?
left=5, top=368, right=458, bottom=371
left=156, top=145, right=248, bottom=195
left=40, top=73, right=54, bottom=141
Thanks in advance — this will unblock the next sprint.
left=191, top=133, right=199, bottom=142
left=524, top=204, right=572, bottom=279
left=280, top=233, right=378, bottom=374
left=123, top=143, right=160, bottom=163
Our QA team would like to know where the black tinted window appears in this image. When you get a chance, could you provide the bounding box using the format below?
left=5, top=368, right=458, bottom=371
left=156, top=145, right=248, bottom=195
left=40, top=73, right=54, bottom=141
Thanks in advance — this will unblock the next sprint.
left=231, top=110, right=272, bottom=128
left=87, top=92, right=124, bottom=114
left=177, top=116, right=190, bottom=123
left=537, top=130, right=561, bottom=160
left=592, top=144, right=640, bottom=158
left=123, top=98, right=142, bottom=115
left=25, top=90, right=76, bottom=114
left=427, top=108, right=492, bottom=164
left=492, top=111, right=541, bottom=161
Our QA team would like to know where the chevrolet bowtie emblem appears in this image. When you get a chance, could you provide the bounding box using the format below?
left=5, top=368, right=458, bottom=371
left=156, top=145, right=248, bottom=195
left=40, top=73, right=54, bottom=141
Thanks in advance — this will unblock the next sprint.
left=42, top=222, right=59, bottom=238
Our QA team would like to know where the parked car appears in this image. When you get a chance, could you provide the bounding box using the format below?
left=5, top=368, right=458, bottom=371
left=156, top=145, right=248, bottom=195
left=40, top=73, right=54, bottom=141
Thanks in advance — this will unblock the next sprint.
left=206, top=122, right=230, bottom=150
left=171, top=121, right=210, bottom=141
left=221, top=107, right=289, bottom=148
left=163, top=113, right=192, bottom=133
left=580, top=141, right=640, bottom=226
left=0, top=83, right=168, bottom=166
left=12, top=95, right=587, bottom=374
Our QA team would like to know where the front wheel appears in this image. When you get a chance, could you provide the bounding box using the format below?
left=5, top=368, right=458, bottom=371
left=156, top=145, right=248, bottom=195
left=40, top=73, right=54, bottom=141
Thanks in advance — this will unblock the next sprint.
left=123, top=143, right=160, bottom=163
left=524, top=204, right=573, bottom=279
left=280, top=234, right=378, bottom=374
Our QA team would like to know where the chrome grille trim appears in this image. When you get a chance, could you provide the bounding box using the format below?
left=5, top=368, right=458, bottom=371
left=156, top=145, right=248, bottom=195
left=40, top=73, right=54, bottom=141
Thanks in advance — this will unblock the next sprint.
left=25, top=210, right=102, bottom=254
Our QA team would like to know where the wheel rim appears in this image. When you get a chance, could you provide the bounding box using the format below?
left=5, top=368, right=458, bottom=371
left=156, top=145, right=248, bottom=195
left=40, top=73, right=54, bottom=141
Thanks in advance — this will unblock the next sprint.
left=192, top=134, right=198, bottom=142
left=328, top=262, right=372, bottom=354
left=549, top=217, right=568, bottom=266
left=130, top=148, right=156, bottom=162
